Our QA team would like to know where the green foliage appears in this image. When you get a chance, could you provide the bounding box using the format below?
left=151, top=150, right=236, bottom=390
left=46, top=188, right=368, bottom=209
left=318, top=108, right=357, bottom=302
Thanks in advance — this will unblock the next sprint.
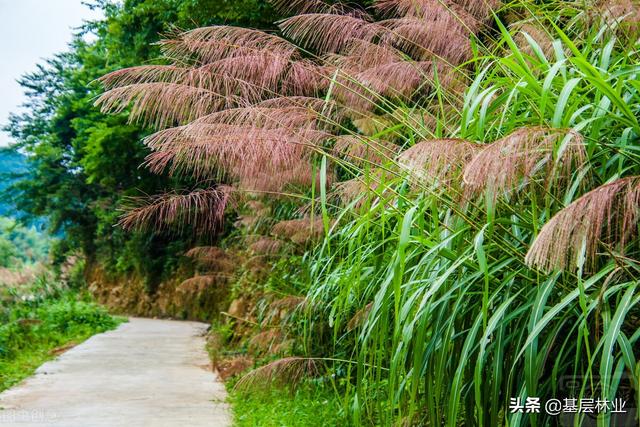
left=4, top=0, right=280, bottom=284
left=228, top=381, right=348, bottom=427
left=0, top=280, right=121, bottom=390
left=6, top=1, right=640, bottom=426
left=180, top=3, right=638, bottom=425
left=300, top=12, right=640, bottom=426
left=0, top=216, right=49, bottom=268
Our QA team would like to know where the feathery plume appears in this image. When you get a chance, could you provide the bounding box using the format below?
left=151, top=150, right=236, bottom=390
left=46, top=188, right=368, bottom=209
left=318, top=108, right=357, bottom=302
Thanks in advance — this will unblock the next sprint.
left=351, top=114, right=396, bottom=137
left=245, top=200, right=272, bottom=217
left=333, top=177, right=370, bottom=207
left=178, top=275, right=219, bottom=295
left=99, top=57, right=292, bottom=93
left=347, top=302, right=374, bottom=331
left=234, top=357, right=320, bottom=390
left=594, top=0, right=640, bottom=33
left=334, top=135, right=399, bottom=167
left=281, top=60, right=331, bottom=96
left=197, top=258, right=237, bottom=273
left=270, top=0, right=369, bottom=17
left=332, top=169, right=393, bottom=208
left=279, top=14, right=385, bottom=54
left=451, top=0, right=502, bottom=21
left=249, top=329, right=284, bottom=354
left=330, top=39, right=405, bottom=72
left=118, top=187, right=231, bottom=233
left=185, top=246, right=228, bottom=259
left=525, top=176, right=640, bottom=272
left=235, top=215, right=260, bottom=229
left=341, top=60, right=457, bottom=110
left=187, top=105, right=327, bottom=131
left=95, top=82, right=241, bottom=129
left=272, top=217, right=327, bottom=243
left=375, top=0, right=481, bottom=32
left=237, top=161, right=334, bottom=193
left=262, top=295, right=308, bottom=326
left=184, top=246, right=236, bottom=272
left=512, top=22, right=555, bottom=60
left=463, top=127, right=586, bottom=198
left=382, top=17, right=473, bottom=64
left=142, top=124, right=328, bottom=181
left=249, top=238, right=284, bottom=255
left=160, top=26, right=297, bottom=65
left=96, top=60, right=327, bottom=127
left=398, top=138, right=480, bottom=185
left=270, top=295, right=308, bottom=312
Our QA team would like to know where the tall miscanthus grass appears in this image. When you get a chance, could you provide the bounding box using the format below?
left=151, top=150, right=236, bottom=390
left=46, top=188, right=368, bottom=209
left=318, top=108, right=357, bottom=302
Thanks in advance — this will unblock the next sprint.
left=96, top=0, right=640, bottom=425
left=308, top=13, right=640, bottom=427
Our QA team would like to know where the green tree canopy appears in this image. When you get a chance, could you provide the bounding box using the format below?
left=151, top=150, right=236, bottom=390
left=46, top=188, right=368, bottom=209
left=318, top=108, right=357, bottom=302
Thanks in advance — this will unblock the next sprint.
left=4, top=0, right=280, bottom=286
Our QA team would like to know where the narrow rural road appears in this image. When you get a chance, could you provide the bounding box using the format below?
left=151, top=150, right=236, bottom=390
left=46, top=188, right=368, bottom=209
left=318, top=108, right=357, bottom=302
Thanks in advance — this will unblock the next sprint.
left=0, top=318, right=230, bottom=426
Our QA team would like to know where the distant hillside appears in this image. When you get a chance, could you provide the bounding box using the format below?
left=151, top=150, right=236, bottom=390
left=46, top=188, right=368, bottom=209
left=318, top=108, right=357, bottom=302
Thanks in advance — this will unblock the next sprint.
left=0, top=150, right=26, bottom=217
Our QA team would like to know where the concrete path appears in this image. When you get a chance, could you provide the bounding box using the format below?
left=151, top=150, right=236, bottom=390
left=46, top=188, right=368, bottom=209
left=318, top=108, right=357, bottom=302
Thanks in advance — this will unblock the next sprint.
left=0, top=318, right=230, bottom=427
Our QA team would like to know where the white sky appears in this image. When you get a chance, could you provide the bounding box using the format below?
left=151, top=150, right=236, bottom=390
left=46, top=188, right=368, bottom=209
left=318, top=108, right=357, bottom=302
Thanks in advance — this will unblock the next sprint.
left=0, top=0, right=103, bottom=147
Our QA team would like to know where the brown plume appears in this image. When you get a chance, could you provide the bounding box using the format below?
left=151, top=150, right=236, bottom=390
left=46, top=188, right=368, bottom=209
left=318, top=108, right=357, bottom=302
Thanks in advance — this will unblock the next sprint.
left=333, top=60, right=458, bottom=111
left=184, top=246, right=236, bottom=272
left=525, top=176, right=640, bottom=272
left=272, top=217, right=327, bottom=243
left=178, top=275, right=219, bottom=295
left=249, top=238, right=284, bottom=255
left=249, top=329, right=284, bottom=354
left=594, top=0, right=640, bottom=33
left=451, top=0, right=502, bottom=21
left=118, top=187, right=231, bottom=233
left=159, top=26, right=297, bottom=65
left=463, top=127, right=586, bottom=198
left=279, top=14, right=385, bottom=54
left=270, top=0, right=369, bottom=17
left=334, top=135, right=400, bottom=167
left=234, top=357, right=321, bottom=391
left=382, top=17, right=473, bottom=64
left=347, top=302, right=374, bottom=331
left=270, top=295, right=308, bottom=312
left=185, top=246, right=228, bottom=259
left=95, top=82, right=241, bottom=129
left=142, top=123, right=329, bottom=183
left=512, top=22, right=555, bottom=60
left=398, top=138, right=480, bottom=185
left=375, top=0, right=481, bottom=32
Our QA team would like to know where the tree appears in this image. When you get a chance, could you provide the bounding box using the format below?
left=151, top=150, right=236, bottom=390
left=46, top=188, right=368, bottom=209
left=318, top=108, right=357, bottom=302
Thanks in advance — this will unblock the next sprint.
left=4, top=0, right=280, bottom=288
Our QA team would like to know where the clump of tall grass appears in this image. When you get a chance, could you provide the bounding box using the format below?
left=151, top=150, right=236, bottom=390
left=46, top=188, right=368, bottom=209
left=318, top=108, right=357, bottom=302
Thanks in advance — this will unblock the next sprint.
left=97, top=0, right=640, bottom=424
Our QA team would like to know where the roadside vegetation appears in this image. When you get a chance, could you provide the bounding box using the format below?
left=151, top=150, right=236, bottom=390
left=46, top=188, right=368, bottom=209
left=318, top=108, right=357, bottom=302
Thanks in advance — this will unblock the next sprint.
left=0, top=278, right=121, bottom=391
left=0, top=216, right=49, bottom=269
left=0, top=155, right=119, bottom=392
left=4, top=0, right=640, bottom=425
left=228, top=381, right=347, bottom=427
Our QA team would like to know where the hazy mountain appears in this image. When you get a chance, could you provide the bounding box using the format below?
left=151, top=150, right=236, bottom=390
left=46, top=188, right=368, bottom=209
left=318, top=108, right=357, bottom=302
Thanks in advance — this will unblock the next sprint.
left=0, top=149, right=26, bottom=216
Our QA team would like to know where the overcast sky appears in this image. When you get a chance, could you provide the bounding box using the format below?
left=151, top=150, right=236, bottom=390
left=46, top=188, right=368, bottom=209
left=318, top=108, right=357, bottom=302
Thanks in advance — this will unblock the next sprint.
left=0, top=0, right=103, bottom=147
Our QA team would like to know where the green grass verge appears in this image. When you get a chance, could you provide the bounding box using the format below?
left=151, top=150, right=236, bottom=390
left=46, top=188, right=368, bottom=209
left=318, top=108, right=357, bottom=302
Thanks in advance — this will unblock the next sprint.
left=0, top=292, right=123, bottom=391
left=228, top=382, right=348, bottom=427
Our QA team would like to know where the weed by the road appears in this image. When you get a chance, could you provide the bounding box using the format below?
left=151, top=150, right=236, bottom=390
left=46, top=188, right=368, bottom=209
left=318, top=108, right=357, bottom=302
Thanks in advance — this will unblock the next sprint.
left=0, top=285, right=122, bottom=390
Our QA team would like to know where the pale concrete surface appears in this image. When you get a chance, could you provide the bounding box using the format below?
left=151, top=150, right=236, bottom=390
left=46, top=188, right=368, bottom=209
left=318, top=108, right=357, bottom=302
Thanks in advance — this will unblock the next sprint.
left=0, top=317, right=230, bottom=427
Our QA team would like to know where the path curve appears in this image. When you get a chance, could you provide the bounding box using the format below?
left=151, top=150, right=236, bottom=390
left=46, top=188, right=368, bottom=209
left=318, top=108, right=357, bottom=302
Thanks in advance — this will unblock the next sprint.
left=0, top=317, right=230, bottom=426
